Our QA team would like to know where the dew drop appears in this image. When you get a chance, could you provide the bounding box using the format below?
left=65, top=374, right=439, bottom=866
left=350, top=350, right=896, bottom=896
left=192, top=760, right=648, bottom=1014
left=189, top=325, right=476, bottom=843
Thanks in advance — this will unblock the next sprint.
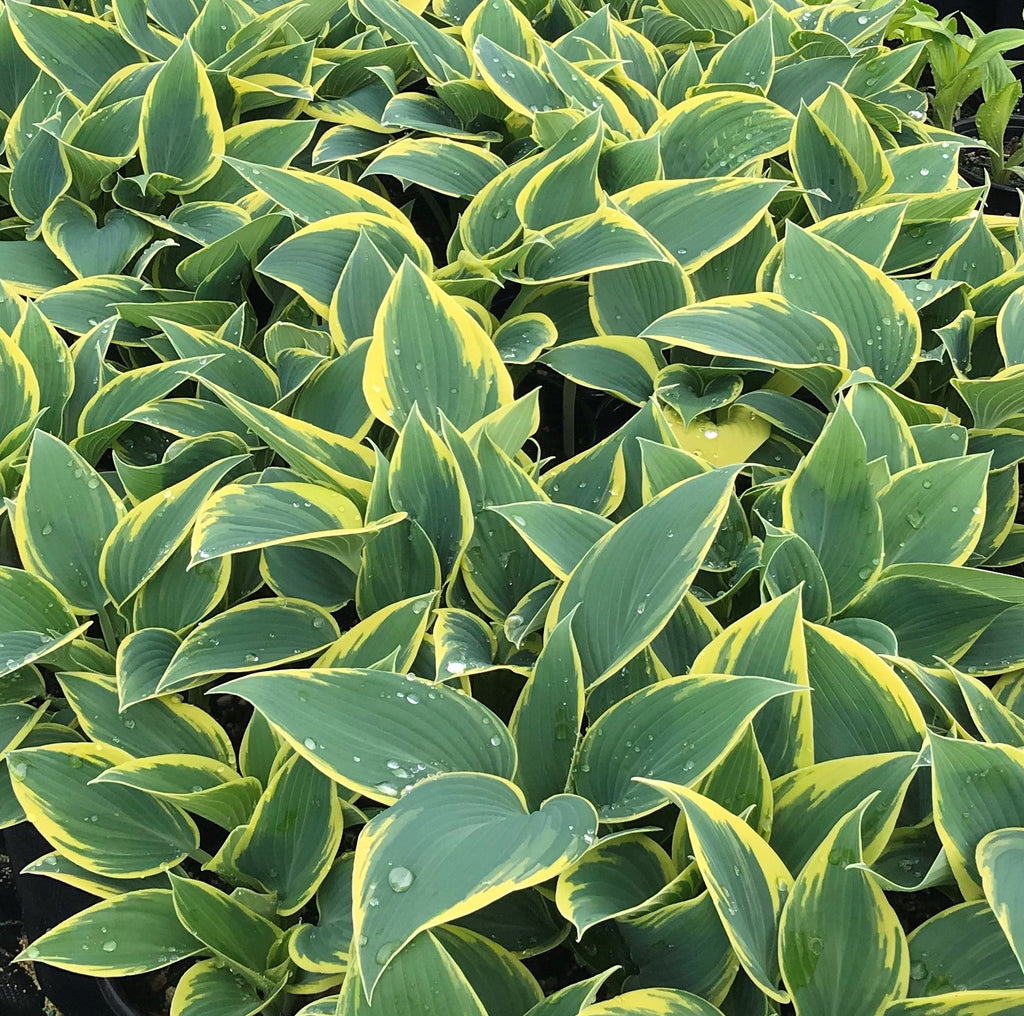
left=388, top=867, right=415, bottom=893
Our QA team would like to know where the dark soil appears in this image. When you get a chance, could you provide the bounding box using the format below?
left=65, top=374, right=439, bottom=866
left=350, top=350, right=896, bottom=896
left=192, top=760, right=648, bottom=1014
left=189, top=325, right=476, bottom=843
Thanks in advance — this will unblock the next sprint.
left=0, top=846, right=59, bottom=1016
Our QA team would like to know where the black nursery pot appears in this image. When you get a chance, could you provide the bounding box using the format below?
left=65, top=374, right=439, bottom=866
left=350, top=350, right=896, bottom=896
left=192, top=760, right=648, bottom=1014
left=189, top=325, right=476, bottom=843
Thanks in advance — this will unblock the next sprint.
left=954, top=115, right=1024, bottom=217
left=2, top=822, right=115, bottom=1015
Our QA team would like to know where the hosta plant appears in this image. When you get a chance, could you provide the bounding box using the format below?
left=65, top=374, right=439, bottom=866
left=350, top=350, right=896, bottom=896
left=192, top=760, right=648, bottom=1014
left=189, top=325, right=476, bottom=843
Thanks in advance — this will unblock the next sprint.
left=3, top=0, right=1024, bottom=1014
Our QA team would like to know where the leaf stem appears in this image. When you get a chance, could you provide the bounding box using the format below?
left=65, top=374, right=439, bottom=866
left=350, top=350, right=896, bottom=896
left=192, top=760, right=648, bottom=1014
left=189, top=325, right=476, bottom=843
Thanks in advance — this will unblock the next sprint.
left=98, top=605, right=120, bottom=655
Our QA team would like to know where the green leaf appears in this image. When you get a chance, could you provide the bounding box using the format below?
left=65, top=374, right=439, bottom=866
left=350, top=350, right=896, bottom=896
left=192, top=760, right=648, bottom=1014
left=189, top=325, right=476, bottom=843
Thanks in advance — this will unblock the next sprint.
left=579, top=988, right=727, bottom=1015
left=190, top=481, right=368, bottom=565
left=364, top=138, right=506, bottom=198
left=352, top=772, right=596, bottom=996
left=517, top=207, right=667, bottom=284
left=779, top=800, right=909, bottom=1016
left=101, top=457, right=243, bottom=606
left=14, top=432, right=124, bottom=613
left=651, top=782, right=791, bottom=1001
left=778, top=226, right=922, bottom=387
left=979, top=827, right=1024, bottom=976
left=783, top=400, right=883, bottom=614
left=94, top=754, right=261, bottom=830
left=616, top=178, right=787, bottom=273
left=170, top=874, right=281, bottom=975
left=8, top=743, right=199, bottom=877
left=169, top=959, right=278, bottom=1016
left=154, top=599, right=340, bottom=695
left=907, top=901, right=1024, bottom=998
left=365, top=261, right=513, bottom=431
left=58, top=670, right=234, bottom=763
left=258, top=214, right=431, bottom=318
left=218, top=668, right=516, bottom=803
left=692, top=588, right=812, bottom=778
left=140, top=41, right=224, bottom=194
left=228, top=753, right=342, bottom=915
left=338, top=930, right=486, bottom=1016
left=573, top=674, right=802, bottom=821
left=6, top=1, right=139, bottom=104
left=389, top=406, right=473, bottom=583
left=41, top=197, right=152, bottom=279
left=877, top=455, right=990, bottom=567
left=657, top=91, right=795, bottom=178
left=803, top=622, right=926, bottom=760
left=556, top=832, right=675, bottom=937
left=510, top=615, right=584, bottom=810
left=770, top=753, right=919, bottom=876
left=644, top=292, right=846, bottom=372
left=17, top=889, right=200, bottom=975
left=550, top=467, right=739, bottom=688
left=932, top=736, right=1024, bottom=900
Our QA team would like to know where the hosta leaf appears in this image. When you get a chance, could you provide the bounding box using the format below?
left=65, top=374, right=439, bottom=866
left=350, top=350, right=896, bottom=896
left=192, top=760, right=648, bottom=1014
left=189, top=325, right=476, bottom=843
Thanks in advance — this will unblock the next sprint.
left=228, top=753, right=343, bottom=915
left=616, top=886, right=736, bottom=1002
left=190, top=482, right=368, bottom=565
left=338, top=930, right=486, bottom=1016
left=550, top=467, right=739, bottom=688
left=352, top=773, right=597, bottom=995
left=656, top=91, right=795, bottom=178
left=490, top=502, right=612, bottom=580
left=522, top=970, right=617, bottom=1016
left=877, top=455, right=990, bottom=567
left=5, top=1, right=138, bottom=104
left=980, top=828, right=1024, bottom=975
left=783, top=400, right=883, bottom=614
left=154, top=599, right=340, bottom=695
left=885, top=994, right=1024, bottom=1015
left=389, top=407, right=473, bottom=582
left=556, top=832, right=675, bottom=937
left=140, top=41, right=224, bottom=194
left=907, top=901, right=1024, bottom=998
left=218, top=668, right=516, bottom=802
left=517, top=207, right=667, bottom=284
left=433, top=608, right=496, bottom=680
left=16, top=889, right=201, bottom=975
left=170, top=874, right=282, bottom=975
left=41, top=198, right=151, bottom=280
left=0, top=328, right=39, bottom=442
left=290, top=853, right=354, bottom=974
left=58, top=671, right=234, bottom=763
left=258, top=213, right=431, bottom=317
left=579, top=989, right=726, bottom=1015
left=770, top=753, right=919, bottom=876
left=316, top=594, right=434, bottom=672
left=615, top=178, right=788, bottom=273
left=649, top=781, right=792, bottom=1001
left=364, top=138, right=506, bottom=199
left=100, top=457, right=243, bottom=606
left=644, top=292, right=846, bottom=371
left=542, top=337, right=660, bottom=406
left=803, top=622, right=926, bottom=760
left=692, top=588, right=812, bottom=778
left=14, top=432, right=124, bottom=613
left=94, top=755, right=261, bottom=831
left=778, top=226, right=922, bottom=387
left=779, top=800, right=909, bottom=1016
left=222, top=159, right=405, bottom=226
left=510, top=615, right=584, bottom=810
left=930, top=736, right=1024, bottom=900
left=7, top=742, right=199, bottom=877
left=432, top=926, right=543, bottom=1016
left=573, top=674, right=803, bottom=821
left=169, top=959, right=280, bottom=1016
left=365, top=262, right=513, bottom=431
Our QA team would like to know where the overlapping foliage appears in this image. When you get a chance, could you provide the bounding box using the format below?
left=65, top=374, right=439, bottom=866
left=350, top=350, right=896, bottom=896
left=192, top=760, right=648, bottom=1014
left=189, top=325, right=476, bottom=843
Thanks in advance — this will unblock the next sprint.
left=3, top=0, right=1024, bottom=1013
